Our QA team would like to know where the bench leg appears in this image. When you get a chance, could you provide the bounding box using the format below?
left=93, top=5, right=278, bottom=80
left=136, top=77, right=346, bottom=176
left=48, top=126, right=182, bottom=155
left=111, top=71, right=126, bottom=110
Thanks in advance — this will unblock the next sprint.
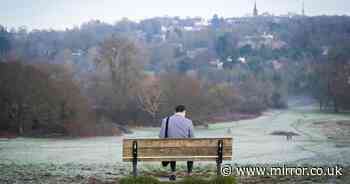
left=132, top=141, right=138, bottom=176
left=216, top=160, right=222, bottom=175
left=216, top=140, right=223, bottom=175
left=132, top=160, right=137, bottom=177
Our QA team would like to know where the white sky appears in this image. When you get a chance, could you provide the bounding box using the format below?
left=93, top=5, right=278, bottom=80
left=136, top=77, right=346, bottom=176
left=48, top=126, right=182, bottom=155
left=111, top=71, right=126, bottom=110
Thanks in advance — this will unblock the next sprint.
left=1, top=0, right=349, bottom=30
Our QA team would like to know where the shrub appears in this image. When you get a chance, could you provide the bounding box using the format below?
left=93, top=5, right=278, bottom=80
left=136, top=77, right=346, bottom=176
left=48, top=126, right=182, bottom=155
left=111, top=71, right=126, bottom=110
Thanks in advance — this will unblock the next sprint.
left=119, top=176, right=160, bottom=184
left=209, top=176, right=236, bottom=184
left=119, top=176, right=237, bottom=184
left=180, top=176, right=209, bottom=184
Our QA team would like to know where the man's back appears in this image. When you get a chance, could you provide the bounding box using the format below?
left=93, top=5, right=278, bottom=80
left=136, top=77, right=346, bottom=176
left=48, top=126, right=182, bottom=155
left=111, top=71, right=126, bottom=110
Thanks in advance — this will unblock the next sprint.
left=158, top=105, right=194, bottom=181
left=159, top=114, right=194, bottom=138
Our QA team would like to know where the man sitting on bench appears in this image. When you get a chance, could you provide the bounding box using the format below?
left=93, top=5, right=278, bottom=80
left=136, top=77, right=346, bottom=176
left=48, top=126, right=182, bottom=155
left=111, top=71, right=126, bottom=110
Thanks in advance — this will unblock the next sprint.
left=159, top=105, right=195, bottom=181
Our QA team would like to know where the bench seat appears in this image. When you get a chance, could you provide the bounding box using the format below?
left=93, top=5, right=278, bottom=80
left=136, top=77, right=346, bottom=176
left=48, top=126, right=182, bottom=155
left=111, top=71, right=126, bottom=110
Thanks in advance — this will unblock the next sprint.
left=122, top=137, right=233, bottom=176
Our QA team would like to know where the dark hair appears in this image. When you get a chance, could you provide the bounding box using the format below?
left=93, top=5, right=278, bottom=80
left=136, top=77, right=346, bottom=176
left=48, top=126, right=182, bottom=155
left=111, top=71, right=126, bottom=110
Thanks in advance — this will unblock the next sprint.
left=175, top=105, right=186, bottom=113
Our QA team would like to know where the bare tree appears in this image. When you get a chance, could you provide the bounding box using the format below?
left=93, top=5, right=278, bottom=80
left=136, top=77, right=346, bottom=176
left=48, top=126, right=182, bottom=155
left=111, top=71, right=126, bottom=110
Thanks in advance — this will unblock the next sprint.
left=137, top=76, right=162, bottom=124
left=95, top=36, right=142, bottom=110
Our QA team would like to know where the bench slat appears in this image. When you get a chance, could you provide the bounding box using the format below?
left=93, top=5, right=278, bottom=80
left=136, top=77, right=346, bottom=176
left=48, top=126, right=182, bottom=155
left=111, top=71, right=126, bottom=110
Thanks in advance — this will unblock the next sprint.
left=123, top=138, right=232, bottom=148
left=123, top=156, right=232, bottom=161
left=122, top=138, right=232, bottom=162
left=123, top=147, right=232, bottom=159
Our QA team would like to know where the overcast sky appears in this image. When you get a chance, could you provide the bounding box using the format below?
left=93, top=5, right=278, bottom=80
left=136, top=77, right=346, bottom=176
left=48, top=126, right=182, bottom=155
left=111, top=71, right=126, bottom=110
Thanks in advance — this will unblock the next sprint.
left=1, top=0, right=349, bottom=30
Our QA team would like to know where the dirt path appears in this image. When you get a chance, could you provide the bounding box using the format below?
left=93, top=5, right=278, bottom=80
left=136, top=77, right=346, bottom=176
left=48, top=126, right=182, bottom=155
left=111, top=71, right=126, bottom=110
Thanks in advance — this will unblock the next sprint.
left=205, top=102, right=350, bottom=165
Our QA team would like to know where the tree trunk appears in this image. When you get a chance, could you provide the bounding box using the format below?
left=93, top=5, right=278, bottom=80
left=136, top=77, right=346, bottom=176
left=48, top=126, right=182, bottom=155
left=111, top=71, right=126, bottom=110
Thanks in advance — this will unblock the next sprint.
left=334, top=98, right=339, bottom=113
left=60, top=102, right=66, bottom=124
left=153, top=113, right=158, bottom=125
left=18, top=123, right=23, bottom=135
left=17, top=104, right=24, bottom=135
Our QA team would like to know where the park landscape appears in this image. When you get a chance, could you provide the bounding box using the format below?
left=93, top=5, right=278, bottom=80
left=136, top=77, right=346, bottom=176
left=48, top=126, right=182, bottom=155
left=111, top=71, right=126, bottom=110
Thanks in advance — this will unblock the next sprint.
left=1, top=97, right=350, bottom=183
left=1, top=0, right=350, bottom=183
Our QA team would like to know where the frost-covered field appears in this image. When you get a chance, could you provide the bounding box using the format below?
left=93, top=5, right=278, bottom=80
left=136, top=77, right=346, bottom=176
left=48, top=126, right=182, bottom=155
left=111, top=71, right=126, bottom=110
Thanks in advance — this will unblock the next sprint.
left=1, top=105, right=350, bottom=166
left=1, top=103, right=350, bottom=183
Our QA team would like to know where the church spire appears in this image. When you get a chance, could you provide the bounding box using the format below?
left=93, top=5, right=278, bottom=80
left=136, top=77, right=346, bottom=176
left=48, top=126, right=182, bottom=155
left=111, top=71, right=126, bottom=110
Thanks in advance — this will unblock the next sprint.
left=302, top=1, right=305, bottom=16
left=253, top=0, right=258, bottom=17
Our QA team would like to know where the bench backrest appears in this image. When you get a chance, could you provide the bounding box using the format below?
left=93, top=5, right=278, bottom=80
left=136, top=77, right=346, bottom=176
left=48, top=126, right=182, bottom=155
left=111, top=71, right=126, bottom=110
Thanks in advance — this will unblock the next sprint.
left=122, top=138, right=232, bottom=161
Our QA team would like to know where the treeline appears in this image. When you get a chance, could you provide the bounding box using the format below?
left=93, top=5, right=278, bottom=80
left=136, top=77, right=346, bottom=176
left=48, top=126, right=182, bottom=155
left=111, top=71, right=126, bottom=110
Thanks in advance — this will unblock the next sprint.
left=0, top=35, right=281, bottom=136
left=307, top=44, right=350, bottom=112
left=0, top=61, right=123, bottom=137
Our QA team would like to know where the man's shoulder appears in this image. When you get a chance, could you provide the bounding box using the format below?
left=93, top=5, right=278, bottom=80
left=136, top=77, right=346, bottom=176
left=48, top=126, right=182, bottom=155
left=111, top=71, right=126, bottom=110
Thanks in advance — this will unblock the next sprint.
left=162, top=116, right=170, bottom=122
left=166, top=115, right=192, bottom=123
left=183, top=117, right=193, bottom=124
left=185, top=117, right=192, bottom=122
left=162, top=116, right=174, bottom=122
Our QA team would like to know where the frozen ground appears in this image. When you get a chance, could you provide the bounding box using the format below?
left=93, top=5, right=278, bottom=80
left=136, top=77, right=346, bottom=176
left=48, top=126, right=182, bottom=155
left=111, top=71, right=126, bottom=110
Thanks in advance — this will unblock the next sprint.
left=1, top=102, right=350, bottom=167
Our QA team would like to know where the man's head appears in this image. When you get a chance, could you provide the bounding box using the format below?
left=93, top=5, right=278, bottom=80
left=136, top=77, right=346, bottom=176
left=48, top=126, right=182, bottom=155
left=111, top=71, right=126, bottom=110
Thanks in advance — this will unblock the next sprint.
left=175, top=105, right=186, bottom=116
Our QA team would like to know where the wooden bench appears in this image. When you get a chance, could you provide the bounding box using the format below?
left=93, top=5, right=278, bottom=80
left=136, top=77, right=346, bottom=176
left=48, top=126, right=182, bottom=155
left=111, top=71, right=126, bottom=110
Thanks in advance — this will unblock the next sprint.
left=122, top=137, right=232, bottom=176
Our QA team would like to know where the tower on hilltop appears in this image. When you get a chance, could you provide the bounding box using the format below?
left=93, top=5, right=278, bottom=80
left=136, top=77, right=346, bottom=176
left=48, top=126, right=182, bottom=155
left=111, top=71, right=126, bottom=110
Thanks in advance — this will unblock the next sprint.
left=302, top=1, right=305, bottom=16
left=253, top=1, right=258, bottom=17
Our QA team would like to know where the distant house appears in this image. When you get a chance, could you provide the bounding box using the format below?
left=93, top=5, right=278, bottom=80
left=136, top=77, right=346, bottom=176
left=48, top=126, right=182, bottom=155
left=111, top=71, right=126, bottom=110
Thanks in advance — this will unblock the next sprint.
left=135, top=30, right=147, bottom=41
left=183, top=26, right=194, bottom=31
left=194, top=19, right=209, bottom=26
left=238, top=36, right=259, bottom=49
left=217, top=62, right=224, bottom=70
left=271, top=40, right=287, bottom=50
left=186, top=48, right=208, bottom=59
left=209, top=59, right=223, bottom=70
left=161, top=26, right=168, bottom=33
left=183, top=26, right=203, bottom=32
left=151, top=34, right=166, bottom=42
left=322, top=46, right=329, bottom=56
left=260, top=12, right=273, bottom=17
left=238, top=57, right=247, bottom=64
left=238, top=33, right=286, bottom=50
left=272, top=60, right=283, bottom=70
left=262, top=32, right=274, bottom=40
left=72, top=49, right=84, bottom=56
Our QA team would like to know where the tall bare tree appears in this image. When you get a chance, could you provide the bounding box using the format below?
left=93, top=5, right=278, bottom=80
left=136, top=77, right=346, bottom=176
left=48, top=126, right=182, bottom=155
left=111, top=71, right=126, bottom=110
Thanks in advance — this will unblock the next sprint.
left=137, top=76, right=162, bottom=124
left=94, top=36, right=144, bottom=123
left=100, top=38, right=142, bottom=91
